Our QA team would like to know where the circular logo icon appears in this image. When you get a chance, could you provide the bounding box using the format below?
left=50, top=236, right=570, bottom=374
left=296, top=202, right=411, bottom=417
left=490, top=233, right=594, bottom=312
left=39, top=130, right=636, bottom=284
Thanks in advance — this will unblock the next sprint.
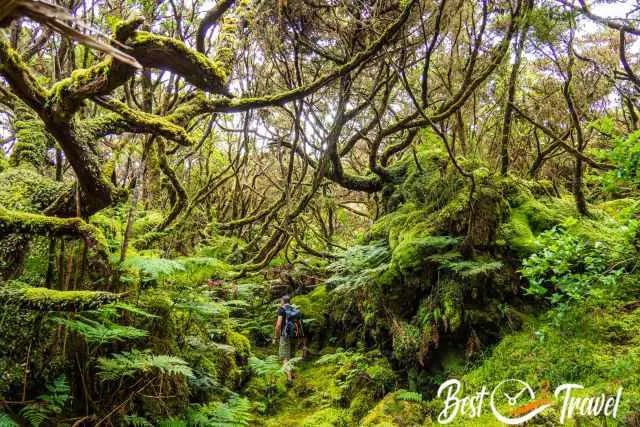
left=490, top=379, right=552, bottom=425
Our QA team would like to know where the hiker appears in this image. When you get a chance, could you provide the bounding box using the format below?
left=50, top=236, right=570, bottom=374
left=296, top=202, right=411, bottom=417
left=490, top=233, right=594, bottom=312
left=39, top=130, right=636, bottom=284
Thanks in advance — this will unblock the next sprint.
left=273, top=295, right=304, bottom=384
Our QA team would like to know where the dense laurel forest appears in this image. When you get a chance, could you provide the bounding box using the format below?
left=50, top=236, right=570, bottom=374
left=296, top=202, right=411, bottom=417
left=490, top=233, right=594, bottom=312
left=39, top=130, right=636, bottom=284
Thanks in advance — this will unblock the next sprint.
left=1, top=0, right=640, bottom=425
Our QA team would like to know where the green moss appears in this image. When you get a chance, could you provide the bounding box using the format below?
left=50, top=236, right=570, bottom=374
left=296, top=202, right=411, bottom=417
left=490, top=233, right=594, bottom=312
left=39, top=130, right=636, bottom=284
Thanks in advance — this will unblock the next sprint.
left=0, top=166, right=64, bottom=211
left=597, top=198, right=640, bottom=220
left=360, top=391, right=428, bottom=426
left=47, top=60, right=113, bottom=116
left=392, top=321, right=421, bottom=364
left=227, top=330, right=251, bottom=360
left=392, top=235, right=460, bottom=275
left=443, top=302, right=640, bottom=425
left=197, top=235, right=246, bottom=260
left=0, top=285, right=119, bottom=311
left=11, top=104, right=51, bottom=168
left=0, top=206, right=108, bottom=254
left=301, top=408, right=351, bottom=426
left=99, top=98, right=194, bottom=145
left=499, top=209, right=539, bottom=256
left=130, top=31, right=228, bottom=86
left=0, top=39, right=48, bottom=101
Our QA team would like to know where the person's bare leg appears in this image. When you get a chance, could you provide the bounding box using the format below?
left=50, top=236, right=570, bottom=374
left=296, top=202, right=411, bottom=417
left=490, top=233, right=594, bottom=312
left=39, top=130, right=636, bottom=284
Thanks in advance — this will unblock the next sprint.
left=283, top=358, right=293, bottom=382
left=302, top=337, right=309, bottom=359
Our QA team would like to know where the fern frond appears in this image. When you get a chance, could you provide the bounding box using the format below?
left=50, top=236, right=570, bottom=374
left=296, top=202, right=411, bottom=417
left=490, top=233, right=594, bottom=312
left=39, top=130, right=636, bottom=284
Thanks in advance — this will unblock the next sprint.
left=0, top=413, right=18, bottom=427
left=395, top=390, right=423, bottom=402
left=174, top=301, right=228, bottom=317
left=106, top=302, right=159, bottom=318
left=98, top=350, right=194, bottom=381
left=156, top=418, right=188, bottom=427
left=20, top=376, right=70, bottom=427
left=53, top=316, right=147, bottom=344
left=125, top=415, right=153, bottom=427
left=248, top=355, right=281, bottom=376
left=443, top=259, right=503, bottom=277
left=187, top=396, right=252, bottom=427
left=123, top=256, right=185, bottom=278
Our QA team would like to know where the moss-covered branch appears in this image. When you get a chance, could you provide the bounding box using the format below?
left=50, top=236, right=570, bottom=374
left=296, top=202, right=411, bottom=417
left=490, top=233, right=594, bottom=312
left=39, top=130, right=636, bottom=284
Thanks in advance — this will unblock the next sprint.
left=94, top=97, right=194, bottom=146
left=0, top=207, right=109, bottom=258
left=128, top=31, right=230, bottom=96
left=0, top=39, right=48, bottom=112
left=0, top=286, right=119, bottom=312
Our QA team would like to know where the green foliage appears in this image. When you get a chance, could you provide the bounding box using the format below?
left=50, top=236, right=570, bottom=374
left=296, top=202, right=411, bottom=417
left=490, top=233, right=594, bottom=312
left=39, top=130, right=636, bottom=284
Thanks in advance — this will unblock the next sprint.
left=315, top=349, right=397, bottom=399
left=11, top=106, right=50, bottom=169
left=0, top=414, right=18, bottom=427
left=249, top=355, right=283, bottom=377
left=394, top=390, right=423, bottom=402
left=0, top=166, right=63, bottom=212
left=301, top=408, right=350, bottom=427
left=99, top=301, right=159, bottom=319
left=20, top=376, right=70, bottom=427
left=125, top=415, right=154, bottom=427
left=156, top=418, right=188, bottom=427
left=124, top=255, right=186, bottom=278
left=174, top=301, right=229, bottom=318
left=98, top=350, right=194, bottom=381
left=439, top=258, right=503, bottom=277
left=53, top=315, right=148, bottom=344
left=601, top=129, right=640, bottom=192
left=186, top=396, right=252, bottom=426
left=521, top=227, right=624, bottom=308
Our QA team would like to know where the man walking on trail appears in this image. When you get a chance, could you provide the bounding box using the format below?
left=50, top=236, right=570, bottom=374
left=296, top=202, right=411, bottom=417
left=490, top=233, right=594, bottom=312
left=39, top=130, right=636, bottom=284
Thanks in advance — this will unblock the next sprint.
left=274, top=295, right=299, bottom=384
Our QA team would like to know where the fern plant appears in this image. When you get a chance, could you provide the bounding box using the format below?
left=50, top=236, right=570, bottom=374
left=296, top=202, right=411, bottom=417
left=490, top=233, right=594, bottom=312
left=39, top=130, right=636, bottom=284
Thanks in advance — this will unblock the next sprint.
left=20, top=376, right=70, bottom=427
left=156, top=418, right=188, bottom=427
left=98, top=301, right=159, bottom=319
left=125, top=415, right=154, bottom=426
left=123, top=256, right=186, bottom=278
left=53, top=315, right=147, bottom=344
left=187, top=396, right=252, bottom=427
left=247, top=355, right=298, bottom=413
left=326, top=240, right=392, bottom=293
left=98, top=350, right=194, bottom=381
left=0, top=413, right=18, bottom=427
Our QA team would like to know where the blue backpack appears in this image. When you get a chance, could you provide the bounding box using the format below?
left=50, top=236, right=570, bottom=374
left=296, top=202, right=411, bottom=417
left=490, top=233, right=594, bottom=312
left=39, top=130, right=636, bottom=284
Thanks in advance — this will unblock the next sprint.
left=283, top=304, right=304, bottom=339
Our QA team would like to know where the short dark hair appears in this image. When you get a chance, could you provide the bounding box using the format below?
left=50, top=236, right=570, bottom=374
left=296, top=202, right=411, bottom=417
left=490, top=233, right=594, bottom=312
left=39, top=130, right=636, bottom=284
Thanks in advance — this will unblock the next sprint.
left=281, top=295, right=290, bottom=304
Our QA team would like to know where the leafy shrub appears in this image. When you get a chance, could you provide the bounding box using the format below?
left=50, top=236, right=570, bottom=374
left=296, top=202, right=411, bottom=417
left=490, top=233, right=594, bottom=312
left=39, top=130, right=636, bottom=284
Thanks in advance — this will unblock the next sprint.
left=521, top=226, right=623, bottom=308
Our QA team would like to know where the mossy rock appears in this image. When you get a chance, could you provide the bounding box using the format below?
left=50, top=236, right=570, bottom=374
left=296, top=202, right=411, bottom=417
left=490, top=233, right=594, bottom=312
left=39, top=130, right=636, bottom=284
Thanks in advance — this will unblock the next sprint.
left=227, top=329, right=252, bottom=361
left=361, top=391, right=428, bottom=426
